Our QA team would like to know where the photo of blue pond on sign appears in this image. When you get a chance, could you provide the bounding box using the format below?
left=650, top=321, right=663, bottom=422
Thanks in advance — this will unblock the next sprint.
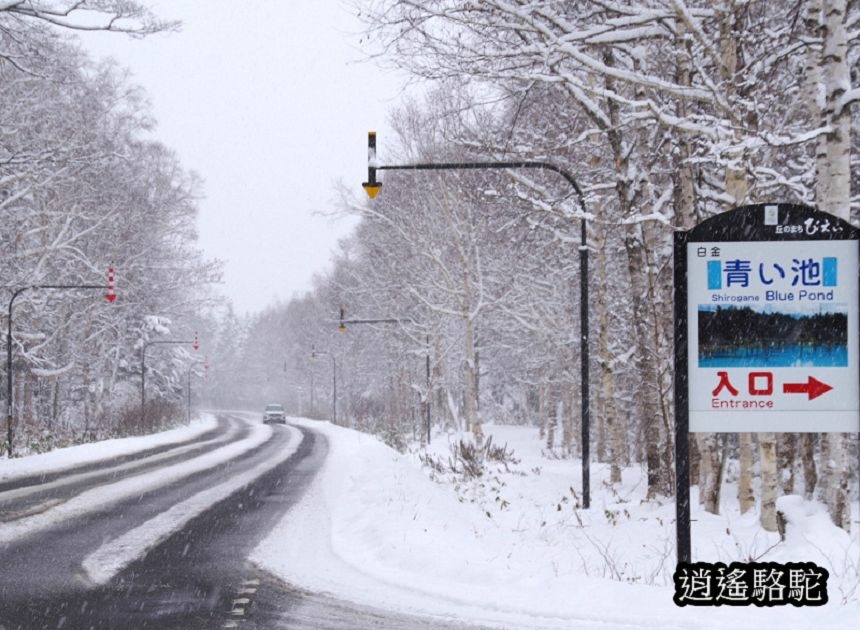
left=698, top=304, right=848, bottom=367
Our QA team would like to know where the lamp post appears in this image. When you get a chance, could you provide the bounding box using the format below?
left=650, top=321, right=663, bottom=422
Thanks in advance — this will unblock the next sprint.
left=5, top=283, right=112, bottom=457
left=338, top=307, right=432, bottom=444
left=285, top=363, right=314, bottom=416
left=363, top=131, right=591, bottom=508
left=311, top=345, right=336, bottom=425
left=141, top=335, right=198, bottom=425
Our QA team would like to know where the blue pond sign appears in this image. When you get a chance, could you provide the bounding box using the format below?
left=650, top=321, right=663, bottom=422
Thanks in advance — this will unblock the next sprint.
left=673, top=203, right=860, bottom=564
left=675, top=203, right=859, bottom=434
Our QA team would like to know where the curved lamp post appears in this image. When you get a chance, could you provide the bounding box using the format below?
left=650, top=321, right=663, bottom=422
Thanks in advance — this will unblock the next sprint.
left=338, top=308, right=432, bottom=444
left=141, top=335, right=198, bottom=424
left=362, top=131, right=592, bottom=507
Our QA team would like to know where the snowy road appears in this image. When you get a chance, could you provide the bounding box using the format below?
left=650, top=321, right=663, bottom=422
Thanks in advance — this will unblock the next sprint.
left=0, top=414, right=490, bottom=629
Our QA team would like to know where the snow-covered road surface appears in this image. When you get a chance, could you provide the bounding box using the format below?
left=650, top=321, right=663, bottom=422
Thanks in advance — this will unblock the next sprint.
left=0, top=413, right=493, bottom=629
left=0, top=414, right=246, bottom=528
left=0, top=415, right=274, bottom=548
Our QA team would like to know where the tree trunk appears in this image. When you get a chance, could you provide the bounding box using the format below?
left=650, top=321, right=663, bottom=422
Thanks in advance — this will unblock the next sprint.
left=596, top=224, right=624, bottom=481
left=545, top=385, right=556, bottom=451
left=695, top=433, right=711, bottom=507
left=818, top=0, right=852, bottom=218
left=605, top=364, right=624, bottom=483
left=800, top=433, right=817, bottom=499
left=622, top=226, right=668, bottom=498
left=51, top=379, right=60, bottom=431
left=738, top=433, right=756, bottom=514
left=463, top=312, right=481, bottom=445
left=537, top=383, right=546, bottom=441
left=718, top=0, right=750, bottom=208
left=778, top=433, right=797, bottom=495
left=689, top=435, right=701, bottom=489
left=759, top=433, right=779, bottom=531
left=815, top=0, right=852, bottom=531
left=672, top=12, right=697, bottom=227
left=22, top=375, right=33, bottom=429
left=561, top=384, right=575, bottom=456
left=699, top=433, right=723, bottom=514
left=824, top=433, right=851, bottom=531
left=594, top=380, right=606, bottom=463
left=601, top=48, right=667, bottom=499
left=432, top=334, right=455, bottom=431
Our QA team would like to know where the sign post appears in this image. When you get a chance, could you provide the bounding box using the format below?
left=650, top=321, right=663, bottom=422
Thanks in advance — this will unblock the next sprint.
left=674, top=203, right=860, bottom=564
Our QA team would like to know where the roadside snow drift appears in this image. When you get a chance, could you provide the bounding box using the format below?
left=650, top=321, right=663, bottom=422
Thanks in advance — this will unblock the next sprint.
left=0, top=414, right=219, bottom=482
left=254, top=419, right=858, bottom=630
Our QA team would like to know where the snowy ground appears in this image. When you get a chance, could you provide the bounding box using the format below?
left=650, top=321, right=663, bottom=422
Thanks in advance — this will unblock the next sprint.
left=254, top=419, right=859, bottom=630
left=0, top=414, right=218, bottom=481
left=1, top=413, right=855, bottom=628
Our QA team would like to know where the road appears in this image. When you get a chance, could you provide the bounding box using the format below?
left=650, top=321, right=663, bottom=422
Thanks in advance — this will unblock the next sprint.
left=0, top=413, right=491, bottom=630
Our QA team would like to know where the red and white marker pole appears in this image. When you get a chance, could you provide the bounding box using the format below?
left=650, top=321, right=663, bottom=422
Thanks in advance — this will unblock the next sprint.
left=106, top=266, right=117, bottom=303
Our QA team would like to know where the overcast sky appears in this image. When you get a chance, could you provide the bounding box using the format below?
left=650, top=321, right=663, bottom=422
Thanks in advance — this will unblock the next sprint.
left=76, top=1, right=406, bottom=316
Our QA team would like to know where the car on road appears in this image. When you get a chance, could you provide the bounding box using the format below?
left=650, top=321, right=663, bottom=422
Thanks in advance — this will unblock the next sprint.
left=263, top=403, right=286, bottom=424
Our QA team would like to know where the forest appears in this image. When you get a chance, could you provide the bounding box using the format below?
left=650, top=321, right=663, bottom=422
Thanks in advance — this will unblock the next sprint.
left=0, top=4, right=219, bottom=454
left=699, top=306, right=849, bottom=365
left=1, top=1, right=858, bottom=537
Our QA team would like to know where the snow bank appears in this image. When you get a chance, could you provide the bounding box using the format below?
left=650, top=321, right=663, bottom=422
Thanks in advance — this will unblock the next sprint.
left=0, top=419, right=273, bottom=547
left=254, top=420, right=858, bottom=629
left=769, top=495, right=856, bottom=569
left=0, top=413, right=219, bottom=482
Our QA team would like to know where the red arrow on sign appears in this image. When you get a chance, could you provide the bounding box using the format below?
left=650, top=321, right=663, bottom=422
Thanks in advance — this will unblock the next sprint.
left=783, top=376, right=833, bottom=400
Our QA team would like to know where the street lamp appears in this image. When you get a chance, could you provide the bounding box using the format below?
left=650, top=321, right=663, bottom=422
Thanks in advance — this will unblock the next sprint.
left=141, top=334, right=198, bottom=425
left=363, top=131, right=592, bottom=508
left=338, top=307, right=432, bottom=444
left=5, top=281, right=114, bottom=457
left=311, top=345, right=336, bottom=425
left=285, top=363, right=314, bottom=416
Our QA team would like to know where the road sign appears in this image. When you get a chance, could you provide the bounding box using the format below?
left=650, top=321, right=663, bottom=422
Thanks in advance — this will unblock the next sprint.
left=673, top=202, right=860, bottom=565
left=676, top=204, right=860, bottom=433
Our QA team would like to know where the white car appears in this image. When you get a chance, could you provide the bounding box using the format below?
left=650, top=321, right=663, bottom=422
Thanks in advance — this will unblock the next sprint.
left=263, top=403, right=286, bottom=424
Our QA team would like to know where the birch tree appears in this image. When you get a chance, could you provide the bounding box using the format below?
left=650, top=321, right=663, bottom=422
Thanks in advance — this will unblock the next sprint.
left=1, top=18, right=219, bottom=452
left=810, top=0, right=856, bottom=531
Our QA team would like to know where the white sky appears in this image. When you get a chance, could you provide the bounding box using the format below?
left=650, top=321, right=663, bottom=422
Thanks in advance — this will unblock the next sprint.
left=76, top=1, right=406, bottom=315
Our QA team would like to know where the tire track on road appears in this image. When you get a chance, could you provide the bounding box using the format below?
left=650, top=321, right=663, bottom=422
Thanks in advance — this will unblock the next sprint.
left=0, top=416, right=247, bottom=521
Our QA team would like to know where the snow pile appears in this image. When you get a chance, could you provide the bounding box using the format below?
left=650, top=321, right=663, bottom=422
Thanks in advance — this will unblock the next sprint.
left=0, top=417, right=274, bottom=548
left=0, top=414, right=218, bottom=481
left=254, top=420, right=858, bottom=629
left=769, top=495, right=857, bottom=580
